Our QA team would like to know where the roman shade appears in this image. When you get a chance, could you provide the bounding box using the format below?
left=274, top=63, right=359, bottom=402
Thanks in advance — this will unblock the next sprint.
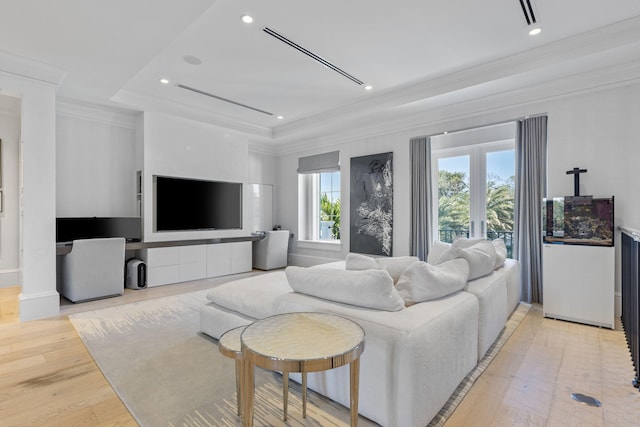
left=297, top=151, right=340, bottom=174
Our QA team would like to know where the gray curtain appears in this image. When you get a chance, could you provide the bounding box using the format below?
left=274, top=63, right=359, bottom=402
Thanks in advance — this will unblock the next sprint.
left=410, top=136, right=433, bottom=261
left=514, top=115, right=548, bottom=303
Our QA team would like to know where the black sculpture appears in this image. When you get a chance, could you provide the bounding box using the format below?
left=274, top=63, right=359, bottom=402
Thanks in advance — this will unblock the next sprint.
left=566, top=167, right=587, bottom=197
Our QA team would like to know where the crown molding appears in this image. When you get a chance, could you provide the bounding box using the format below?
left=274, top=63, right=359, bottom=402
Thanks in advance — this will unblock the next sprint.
left=111, top=89, right=274, bottom=140
left=56, top=98, right=140, bottom=130
left=271, top=15, right=640, bottom=145
left=0, top=50, right=66, bottom=87
left=271, top=57, right=640, bottom=156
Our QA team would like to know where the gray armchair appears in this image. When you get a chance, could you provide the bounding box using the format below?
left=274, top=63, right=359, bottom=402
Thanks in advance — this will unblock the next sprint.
left=61, top=237, right=125, bottom=302
left=252, top=230, right=289, bottom=270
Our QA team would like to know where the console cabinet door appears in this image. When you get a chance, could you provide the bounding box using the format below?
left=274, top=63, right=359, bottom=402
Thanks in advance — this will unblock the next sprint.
left=230, top=242, right=252, bottom=274
left=206, top=244, right=231, bottom=277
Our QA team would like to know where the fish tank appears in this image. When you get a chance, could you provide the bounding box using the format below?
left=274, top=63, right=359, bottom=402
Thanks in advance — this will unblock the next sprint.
left=543, top=196, right=614, bottom=246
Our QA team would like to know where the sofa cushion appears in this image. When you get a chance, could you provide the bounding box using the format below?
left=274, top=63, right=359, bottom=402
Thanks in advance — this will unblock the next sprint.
left=451, top=237, right=507, bottom=270
left=375, top=256, right=419, bottom=282
left=206, top=271, right=292, bottom=319
left=492, top=239, right=508, bottom=269
left=437, top=241, right=497, bottom=280
left=346, top=253, right=419, bottom=282
left=345, top=253, right=382, bottom=271
left=426, top=240, right=451, bottom=265
left=285, top=266, right=405, bottom=311
left=395, top=259, right=469, bottom=304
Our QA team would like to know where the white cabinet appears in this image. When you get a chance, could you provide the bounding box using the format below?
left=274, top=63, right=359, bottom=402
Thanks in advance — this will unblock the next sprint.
left=142, top=242, right=252, bottom=287
left=542, top=244, right=614, bottom=328
left=179, top=245, right=207, bottom=282
left=143, top=247, right=180, bottom=287
left=230, top=241, right=252, bottom=273
left=206, top=242, right=252, bottom=277
left=206, top=244, right=230, bottom=277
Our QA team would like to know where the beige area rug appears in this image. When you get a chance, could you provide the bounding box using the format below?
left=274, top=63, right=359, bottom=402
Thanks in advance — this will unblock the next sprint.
left=69, top=289, right=530, bottom=426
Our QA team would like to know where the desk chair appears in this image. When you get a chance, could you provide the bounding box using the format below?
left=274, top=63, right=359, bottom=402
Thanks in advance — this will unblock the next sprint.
left=252, top=230, right=289, bottom=270
left=61, top=237, right=125, bottom=302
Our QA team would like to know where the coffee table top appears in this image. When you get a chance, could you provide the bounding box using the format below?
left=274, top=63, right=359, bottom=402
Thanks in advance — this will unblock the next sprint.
left=241, top=312, right=365, bottom=372
left=218, top=325, right=246, bottom=359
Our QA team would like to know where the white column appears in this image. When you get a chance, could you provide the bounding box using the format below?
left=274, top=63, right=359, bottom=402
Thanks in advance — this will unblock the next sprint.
left=18, top=84, right=59, bottom=321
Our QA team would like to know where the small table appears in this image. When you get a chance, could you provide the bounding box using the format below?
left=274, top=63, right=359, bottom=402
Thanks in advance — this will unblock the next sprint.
left=218, top=325, right=303, bottom=420
left=218, top=326, right=247, bottom=416
left=240, top=312, right=365, bottom=427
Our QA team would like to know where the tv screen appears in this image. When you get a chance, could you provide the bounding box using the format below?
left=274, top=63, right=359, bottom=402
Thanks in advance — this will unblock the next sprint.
left=56, top=217, right=142, bottom=243
left=155, top=176, right=243, bottom=231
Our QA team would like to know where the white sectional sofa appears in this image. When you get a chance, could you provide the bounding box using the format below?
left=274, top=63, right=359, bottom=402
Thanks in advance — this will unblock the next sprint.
left=200, top=240, right=521, bottom=427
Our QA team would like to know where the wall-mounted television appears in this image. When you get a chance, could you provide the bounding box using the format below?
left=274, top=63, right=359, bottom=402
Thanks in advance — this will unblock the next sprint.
left=155, top=175, right=243, bottom=232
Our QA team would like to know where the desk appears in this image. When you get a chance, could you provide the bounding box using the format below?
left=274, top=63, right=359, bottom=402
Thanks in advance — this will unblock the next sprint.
left=56, top=234, right=265, bottom=255
left=240, top=312, right=365, bottom=426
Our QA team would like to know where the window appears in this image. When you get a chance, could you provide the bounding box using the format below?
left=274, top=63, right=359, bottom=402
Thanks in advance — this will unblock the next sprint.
left=297, top=151, right=341, bottom=243
left=431, top=123, right=516, bottom=256
left=320, top=171, right=341, bottom=239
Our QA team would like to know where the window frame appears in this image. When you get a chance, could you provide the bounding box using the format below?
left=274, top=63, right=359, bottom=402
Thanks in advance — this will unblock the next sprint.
left=297, top=171, right=342, bottom=247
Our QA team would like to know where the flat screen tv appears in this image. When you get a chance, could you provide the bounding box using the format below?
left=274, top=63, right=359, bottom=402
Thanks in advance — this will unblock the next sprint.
left=56, top=217, right=142, bottom=243
left=155, top=176, right=243, bottom=231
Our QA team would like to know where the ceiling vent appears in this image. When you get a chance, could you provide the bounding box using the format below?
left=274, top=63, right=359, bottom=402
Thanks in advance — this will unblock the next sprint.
left=518, top=0, right=537, bottom=25
left=176, top=84, right=274, bottom=116
left=262, top=26, right=364, bottom=86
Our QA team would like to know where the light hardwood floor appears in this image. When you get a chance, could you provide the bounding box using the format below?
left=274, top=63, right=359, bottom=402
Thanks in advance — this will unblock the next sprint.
left=1, top=282, right=639, bottom=426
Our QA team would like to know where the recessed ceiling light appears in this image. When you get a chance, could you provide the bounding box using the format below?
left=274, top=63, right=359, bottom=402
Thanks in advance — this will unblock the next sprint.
left=183, top=55, right=202, bottom=65
left=276, top=115, right=284, bottom=120
left=241, top=15, right=254, bottom=24
left=159, top=78, right=170, bottom=85
left=529, top=27, right=541, bottom=36
left=364, top=85, right=373, bottom=91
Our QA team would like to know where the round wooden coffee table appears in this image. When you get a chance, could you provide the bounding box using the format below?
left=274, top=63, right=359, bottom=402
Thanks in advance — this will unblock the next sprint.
left=240, top=312, right=365, bottom=427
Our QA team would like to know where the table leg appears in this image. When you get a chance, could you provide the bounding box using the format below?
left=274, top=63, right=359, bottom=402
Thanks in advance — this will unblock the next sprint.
left=350, top=358, right=360, bottom=427
left=234, top=360, right=243, bottom=416
left=302, top=372, right=307, bottom=418
left=242, top=360, right=254, bottom=427
left=282, top=371, right=288, bottom=421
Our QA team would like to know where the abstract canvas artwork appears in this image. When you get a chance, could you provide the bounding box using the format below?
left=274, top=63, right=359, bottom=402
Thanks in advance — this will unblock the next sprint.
left=350, top=152, right=393, bottom=256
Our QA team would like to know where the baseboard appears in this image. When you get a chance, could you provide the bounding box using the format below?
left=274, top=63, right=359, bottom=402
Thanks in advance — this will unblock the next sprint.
left=19, top=290, right=60, bottom=321
left=0, top=269, right=19, bottom=288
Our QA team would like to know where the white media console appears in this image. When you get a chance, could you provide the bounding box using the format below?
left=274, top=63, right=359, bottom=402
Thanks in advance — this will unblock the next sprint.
left=56, top=235, right=262, bottom=289
left=140, top=241, right=252, bottom=287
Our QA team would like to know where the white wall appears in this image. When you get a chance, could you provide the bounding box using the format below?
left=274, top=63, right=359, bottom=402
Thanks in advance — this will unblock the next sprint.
left=56, top=102, right=139, bottom=217
left=141, top=112, right=251, bottom=242
left=275, top=82, right=640, bottom=316
left=0, top=98, right=20, bottom=287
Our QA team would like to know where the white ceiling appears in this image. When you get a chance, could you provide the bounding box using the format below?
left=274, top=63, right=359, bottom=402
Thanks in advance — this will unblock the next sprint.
left=1, top=0, right=639, bottom=144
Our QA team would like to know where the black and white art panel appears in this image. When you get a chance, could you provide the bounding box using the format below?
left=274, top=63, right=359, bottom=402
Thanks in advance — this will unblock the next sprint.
left=350, top=152, right=393, bottom=256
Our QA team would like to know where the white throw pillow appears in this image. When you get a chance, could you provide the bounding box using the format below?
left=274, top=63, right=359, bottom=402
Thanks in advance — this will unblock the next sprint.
left=345, top=253, right=381, bottom=271
left=285, top=266, right=405, bottom=311
left=395, top=259, right=470, bottom=304
left=426, top=241, right=452, bottom=265
left=438, top=241, right=497, bottom=280
left=492, top=239, right=508, bottom=269
left=375, top=256, right=419, bottom=282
